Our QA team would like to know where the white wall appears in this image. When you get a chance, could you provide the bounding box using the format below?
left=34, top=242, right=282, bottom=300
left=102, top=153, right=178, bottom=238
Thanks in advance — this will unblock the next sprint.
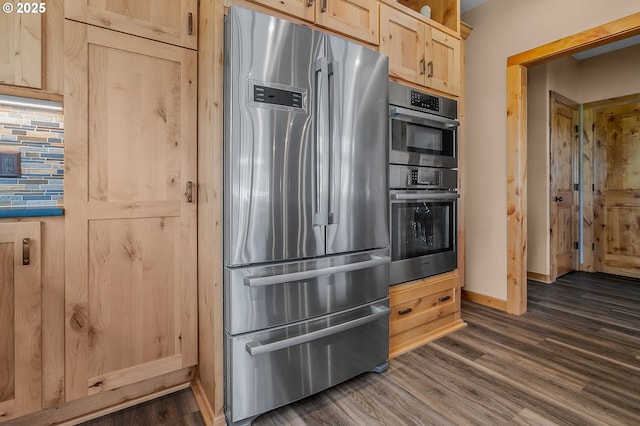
left=462, top=0, right=640, bottom=300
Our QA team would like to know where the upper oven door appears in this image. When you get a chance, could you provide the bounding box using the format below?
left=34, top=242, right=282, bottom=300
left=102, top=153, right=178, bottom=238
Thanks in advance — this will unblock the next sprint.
left=389, top=106, right=459, bottom=168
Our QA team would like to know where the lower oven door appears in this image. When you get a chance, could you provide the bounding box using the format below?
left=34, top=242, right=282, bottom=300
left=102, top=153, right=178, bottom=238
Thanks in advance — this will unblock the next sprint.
left=225, top=300, right=390, bottom=424
left=390, top=191, right=458, bottom=285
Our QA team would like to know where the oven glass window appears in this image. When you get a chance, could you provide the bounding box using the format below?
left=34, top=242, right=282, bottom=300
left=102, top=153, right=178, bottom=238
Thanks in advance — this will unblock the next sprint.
left=391, top=201, right=454, bottom=261
left=391, top=119, right=455, bottom=157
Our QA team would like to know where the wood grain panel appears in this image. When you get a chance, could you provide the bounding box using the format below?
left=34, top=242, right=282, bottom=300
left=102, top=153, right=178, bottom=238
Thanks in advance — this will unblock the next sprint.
left=581, top=108, right=595, bottom=272
left=64, top=20, right=197, bottom=402
left=550, top=94, right=578, bottom=279
left=64, top=0, right=198, bottom=49
left=595, top=101, right=640, bottom=278
left=0, top=242, right=15, bottom=405
left=196, top=0, right=225, bottom=422
left=0, top=12, right=42, bottom=89
left=315, top=0, right=379, bottom=45
left=506, top=64, right=527, bottom=315
left=87, top=218, right=179, bottom=377
left=0, top=222, right=41, bottom=421
left=379, top=4, right=424, bottom=86
left=428, top=27, right=460, bottom=96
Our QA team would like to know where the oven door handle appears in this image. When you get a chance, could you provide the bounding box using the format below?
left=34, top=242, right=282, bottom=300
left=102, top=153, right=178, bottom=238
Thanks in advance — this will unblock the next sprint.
left=245, top=304, right=390, bottom=356
left=391, top=193, right=460, bottom=201
left=389, top=106, right=459, bottom=129
left=243, top=254, right=391, bottom=287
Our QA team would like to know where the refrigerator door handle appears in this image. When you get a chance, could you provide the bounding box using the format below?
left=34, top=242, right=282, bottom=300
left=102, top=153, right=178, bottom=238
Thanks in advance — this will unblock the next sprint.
left=243, top=254, right=391, bottom=287
left=245, top=304, right=390, bottom=356
left=327, top=61, right=341, bottom=224
left=314, top=57, right=330, bottom=226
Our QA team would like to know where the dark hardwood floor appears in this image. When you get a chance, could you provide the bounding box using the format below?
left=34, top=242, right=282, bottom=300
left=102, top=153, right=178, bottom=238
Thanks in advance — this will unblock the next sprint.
left=82, top=272, right=640, bottom=425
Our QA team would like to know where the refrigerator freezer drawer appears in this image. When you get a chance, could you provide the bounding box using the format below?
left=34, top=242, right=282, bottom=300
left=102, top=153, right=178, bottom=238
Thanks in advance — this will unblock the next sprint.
left=225, top=248, right=390, bottom=335
left=225, top=300, right=390, bottom=424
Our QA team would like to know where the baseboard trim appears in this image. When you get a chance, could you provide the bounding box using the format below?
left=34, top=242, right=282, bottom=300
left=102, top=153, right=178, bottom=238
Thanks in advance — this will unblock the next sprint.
left=462, top=290, right=508, bottom=311
left=527, top=271, right=553, bottom=283
left=13, top=367, right=195, bottom=426
left=191, top=378, right=216, bottom=426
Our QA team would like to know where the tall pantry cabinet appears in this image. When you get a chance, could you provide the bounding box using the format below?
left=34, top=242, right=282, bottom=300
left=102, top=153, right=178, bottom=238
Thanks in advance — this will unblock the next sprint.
left=63, top=2, right=198, bottom=402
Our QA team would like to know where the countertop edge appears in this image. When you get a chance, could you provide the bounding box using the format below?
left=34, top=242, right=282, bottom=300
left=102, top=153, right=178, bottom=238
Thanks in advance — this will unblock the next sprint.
left=0, top=207, right=64, bottom=218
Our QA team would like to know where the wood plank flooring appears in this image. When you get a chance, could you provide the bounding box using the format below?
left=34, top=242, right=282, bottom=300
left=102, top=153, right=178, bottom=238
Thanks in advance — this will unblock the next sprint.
left=82, top=272, right=640, bottom=425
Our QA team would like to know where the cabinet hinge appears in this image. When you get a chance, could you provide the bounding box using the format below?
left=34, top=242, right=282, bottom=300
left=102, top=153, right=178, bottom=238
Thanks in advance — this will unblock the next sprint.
left=593, top=184, right=595, bottom=192
left=592, top=243, right=595, bottom=250
left=574, top=183, right=579, bottom=191
left=574, top=242, right=579, bottom=250
left=575, top=125, right=579, bottom=134
left=592, top=123, right=595, bottom=132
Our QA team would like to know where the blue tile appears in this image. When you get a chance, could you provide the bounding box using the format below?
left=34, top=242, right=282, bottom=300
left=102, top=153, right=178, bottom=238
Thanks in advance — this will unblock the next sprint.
left=31, top=120, right=60, bottom=128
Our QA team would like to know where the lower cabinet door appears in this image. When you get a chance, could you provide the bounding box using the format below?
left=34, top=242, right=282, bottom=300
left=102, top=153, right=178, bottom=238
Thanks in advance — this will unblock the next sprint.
left=0, top=222, right=42, bottom=420
left=225, top=300, right=390, bottom=424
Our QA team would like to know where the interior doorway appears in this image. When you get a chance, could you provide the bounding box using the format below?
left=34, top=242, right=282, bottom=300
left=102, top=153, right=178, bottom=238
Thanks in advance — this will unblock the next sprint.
left=505, top=14, right=640, bottom=314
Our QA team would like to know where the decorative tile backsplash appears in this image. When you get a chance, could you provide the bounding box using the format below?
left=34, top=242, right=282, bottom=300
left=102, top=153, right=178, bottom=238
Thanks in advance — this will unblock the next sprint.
left=0, top=99, right=64, bottom=208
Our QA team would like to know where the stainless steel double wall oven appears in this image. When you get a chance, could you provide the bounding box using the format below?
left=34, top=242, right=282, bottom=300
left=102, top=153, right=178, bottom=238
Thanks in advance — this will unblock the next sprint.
left=389, top=81, right=460, bottom=285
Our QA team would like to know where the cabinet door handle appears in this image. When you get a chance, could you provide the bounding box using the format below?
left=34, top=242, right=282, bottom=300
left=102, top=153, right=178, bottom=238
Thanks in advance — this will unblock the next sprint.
left=438, top=295, right=451, bottom=303
left=420, top=59, right=426, bottom=75
left=321, top=0, right=327, bottom=12
left=307, top=0, right=313, bottom=6
left=22, top=238, right=30, bottom=265
left=187, top=12, right=193, bottom=35
left=186, top=181, right=194, bottom=203
left=427, top=61, right=434, bottom=78
left=398, top=307, right=413, bottom=315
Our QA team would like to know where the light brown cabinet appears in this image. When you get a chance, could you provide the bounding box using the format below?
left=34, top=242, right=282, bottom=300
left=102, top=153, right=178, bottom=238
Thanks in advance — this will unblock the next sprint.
left=0, top=11, right=42, bottom=89
left=248, top=0, right=380, bottom=45
left=389, top=271, right=465, bottom=358
left=379, top=3, right=460, bottom=96
left=63, top=20, right=198, bottom=402
left=0, top=222, right=42, bottom=421
left=64, top=0, right=198, bottom=49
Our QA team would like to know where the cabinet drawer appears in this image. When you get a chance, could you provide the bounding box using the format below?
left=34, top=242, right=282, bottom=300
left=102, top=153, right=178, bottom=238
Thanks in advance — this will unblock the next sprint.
left=390, top=287, right=455, bottom=335
left=388, top=272, right=464, bottom=358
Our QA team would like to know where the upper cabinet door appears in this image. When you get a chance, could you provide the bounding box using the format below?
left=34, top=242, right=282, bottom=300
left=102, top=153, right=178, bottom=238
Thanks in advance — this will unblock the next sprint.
left=0, top=222, right=42, bottom=421
left=427, top=27, right=460, bottom=96
left=249, top=0, right=315, bottom=23
left=379, top=4, right=425, bottom=86
left=315, top=0, right=379, bottom=45
left=64, top=0, right=197, bottom=49
left=0, top=12, right=42, bottom=88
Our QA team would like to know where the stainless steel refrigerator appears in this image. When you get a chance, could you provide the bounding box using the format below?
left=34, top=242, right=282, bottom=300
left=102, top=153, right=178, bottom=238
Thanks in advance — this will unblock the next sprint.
left=224, top=7, right=390, bottom=425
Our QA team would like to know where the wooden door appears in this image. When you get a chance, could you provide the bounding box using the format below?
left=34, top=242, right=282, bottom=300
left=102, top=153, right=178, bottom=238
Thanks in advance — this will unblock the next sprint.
left=64, top=0, right=197, bottom=49
left=379, top=4, right=425, bottom=86
left=594, top=101, right=640, bottom=278
left=0, top=222, right=41, bottom=421
left=550, top=93, right=578, bottom=279
left=426, top=27, right=460, bottom=96
left=315, top=0, right=379, bottom=45
left=64, top=21, right=197, bottom=401
left=0, top=11, right=42, bottom=88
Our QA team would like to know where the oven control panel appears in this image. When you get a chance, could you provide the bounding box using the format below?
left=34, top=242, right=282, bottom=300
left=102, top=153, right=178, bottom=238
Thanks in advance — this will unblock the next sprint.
left=410, top=91, right=440, bottom=112
left=409, top=168, right=440, bottom=186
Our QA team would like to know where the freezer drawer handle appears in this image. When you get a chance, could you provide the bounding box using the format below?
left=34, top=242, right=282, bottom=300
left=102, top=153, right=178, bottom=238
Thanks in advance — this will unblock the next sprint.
left=245, top=304, right=390, bottom=356
left=244, top=254, right=391, bottom=287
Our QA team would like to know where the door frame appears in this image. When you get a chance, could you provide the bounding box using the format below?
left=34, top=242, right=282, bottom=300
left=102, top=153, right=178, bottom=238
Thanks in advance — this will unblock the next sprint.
left=506, top=13, right=640, bottom=314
